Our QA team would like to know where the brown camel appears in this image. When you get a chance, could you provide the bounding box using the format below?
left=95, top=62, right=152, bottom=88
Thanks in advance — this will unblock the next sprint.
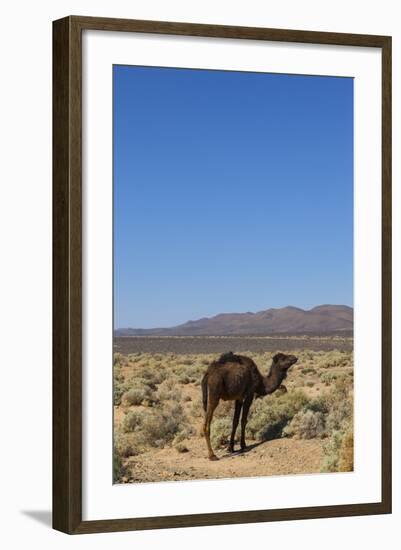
left=201, top=352, right=298, bottom=460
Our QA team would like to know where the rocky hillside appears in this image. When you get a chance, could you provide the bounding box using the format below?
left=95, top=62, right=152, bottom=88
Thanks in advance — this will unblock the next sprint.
left=115, top=305, right=353, bottom=336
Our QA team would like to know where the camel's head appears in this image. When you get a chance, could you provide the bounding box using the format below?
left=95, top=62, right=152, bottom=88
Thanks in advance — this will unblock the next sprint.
left=259, top=353, right=298, bottom=396
left=272, top=353, right=298, bottom=374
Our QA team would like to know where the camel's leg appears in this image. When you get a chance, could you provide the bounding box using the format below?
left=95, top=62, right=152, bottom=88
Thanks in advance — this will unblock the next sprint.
left=228, top=400, right=242, bottom=454
left=203, top=394, right=219, bottom=460
left=240, top=394, right=254, bottom=451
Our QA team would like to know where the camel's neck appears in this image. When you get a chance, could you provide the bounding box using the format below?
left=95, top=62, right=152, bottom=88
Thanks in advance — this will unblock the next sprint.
left=263, top=368, right=286, bottom=395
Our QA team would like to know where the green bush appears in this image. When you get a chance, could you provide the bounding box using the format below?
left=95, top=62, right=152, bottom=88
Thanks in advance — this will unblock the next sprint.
left=247, top=390, right=309, bottom=441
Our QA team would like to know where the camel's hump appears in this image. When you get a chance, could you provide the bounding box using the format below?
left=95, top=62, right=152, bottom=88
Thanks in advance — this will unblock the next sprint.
left=218, top=352, right=243, bottom=364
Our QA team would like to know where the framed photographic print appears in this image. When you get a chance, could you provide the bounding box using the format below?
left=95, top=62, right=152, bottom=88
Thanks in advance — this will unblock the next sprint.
left=53, top=16, right=392, bottom=534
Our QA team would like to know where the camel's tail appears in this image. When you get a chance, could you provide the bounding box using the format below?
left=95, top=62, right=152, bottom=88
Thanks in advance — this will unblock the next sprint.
left=201, top=374, right=208, bottom=412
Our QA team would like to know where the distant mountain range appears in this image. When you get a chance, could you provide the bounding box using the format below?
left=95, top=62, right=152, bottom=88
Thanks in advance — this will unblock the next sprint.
left=115, top=305, right=353, bottom=336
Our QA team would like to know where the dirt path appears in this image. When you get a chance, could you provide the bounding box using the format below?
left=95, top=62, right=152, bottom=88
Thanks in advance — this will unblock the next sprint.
left=123, top=436, right=324, bottom=483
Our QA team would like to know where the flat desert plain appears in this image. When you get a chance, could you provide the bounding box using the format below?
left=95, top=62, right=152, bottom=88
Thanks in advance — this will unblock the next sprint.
left=113, top=336, right=353, bottom=483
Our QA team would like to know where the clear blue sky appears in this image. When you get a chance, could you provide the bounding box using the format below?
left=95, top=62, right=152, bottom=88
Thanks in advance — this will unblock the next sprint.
left=114, top=65, right=353, bottom=329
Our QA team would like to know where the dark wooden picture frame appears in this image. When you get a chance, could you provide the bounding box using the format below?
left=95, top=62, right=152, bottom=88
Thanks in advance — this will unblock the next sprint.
left=53, top=15, right=392, bottom=534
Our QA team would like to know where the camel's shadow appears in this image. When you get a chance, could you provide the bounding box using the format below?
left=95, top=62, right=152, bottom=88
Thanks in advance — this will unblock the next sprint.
left=218, top=439, right=270, bottom=460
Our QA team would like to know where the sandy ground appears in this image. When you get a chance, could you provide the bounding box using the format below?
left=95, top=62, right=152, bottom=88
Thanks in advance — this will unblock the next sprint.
left=122, top=435, right=324, bottom=483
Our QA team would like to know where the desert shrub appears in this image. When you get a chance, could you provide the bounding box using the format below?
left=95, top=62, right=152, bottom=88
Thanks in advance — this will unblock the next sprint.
left=114, top=432, right=138, bottom=458
left=150, top=368, right=167, bottom=385
left=210, top=417, right=233, bottom=448
left=113, top=450, right=127, bottom=483
left=177, top=373, right=191, bottom=385
left=121, top=405, right=187, bottom=448
left=114, top=381, right=127, bottom=406
left=135, top=364, right=167, bottom=386
left=304, top=394, right=329, bottom=414
left=302, top=367, right=317, bottom=375
left=325, top=397, right=353, bottom=432
left=140, top=404, right=187, bottom=447
left=247, top=390, right=309, bottom=441
left=320, top=372, right=338, bottom=385
left=284, top=409, right=325, bottom=439
left=173, top=425, right=195, bottom=444
left=122, top=410, right=144, bottom=433
left=122, top=386, right=152, bottom=406
left=187, top=363, right=206, bottom=384
left=176, top=362, right=204, bottom=385
left=321, top=430, right=344, bottom=472
left=306, top=381, right=315, bottom=388
left=190, top=398, right=203, bottom=418
left=156, top=379, right=182, bottom=402
left=338, top=428, right=354, bottom=472
left=316, top=379, right=353, bottom=472
left=113, top=359, right=127, bottom=405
